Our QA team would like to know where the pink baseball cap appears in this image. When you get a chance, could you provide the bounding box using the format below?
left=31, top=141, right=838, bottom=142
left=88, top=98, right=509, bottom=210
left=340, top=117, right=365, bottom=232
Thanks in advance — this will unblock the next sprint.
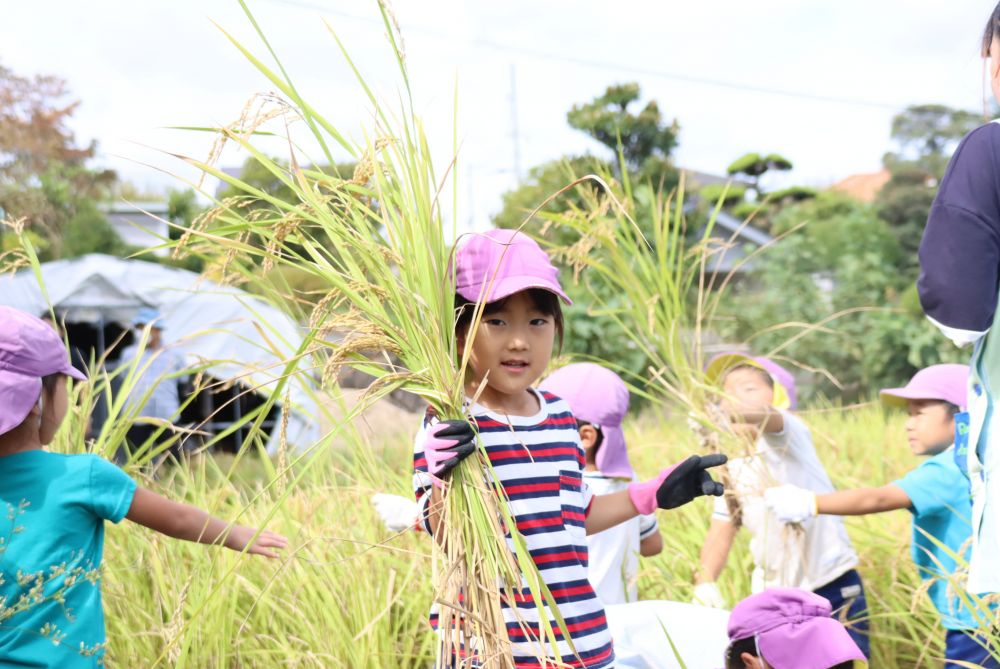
left=706, top=352, right=797, bottom=410
left=0, top=306, right=87, bottom=436
left=726, top=589, right=867, bottom=669
left=453, top=229, right=571, bottom=305
left=880, top=363, right=969, bottom=410
left=539, top=363, right=633, bottom=479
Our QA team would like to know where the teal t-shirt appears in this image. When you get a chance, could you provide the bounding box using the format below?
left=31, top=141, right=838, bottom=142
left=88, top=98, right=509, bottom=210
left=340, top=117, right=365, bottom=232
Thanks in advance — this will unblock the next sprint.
left=0, top=451, right=136, bottom=667
left=895, top=446, right=986, bottom=630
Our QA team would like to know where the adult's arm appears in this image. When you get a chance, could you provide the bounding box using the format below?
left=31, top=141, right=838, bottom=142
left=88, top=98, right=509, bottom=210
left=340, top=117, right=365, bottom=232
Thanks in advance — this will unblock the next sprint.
left=918, top=123, right=1000, bottom=346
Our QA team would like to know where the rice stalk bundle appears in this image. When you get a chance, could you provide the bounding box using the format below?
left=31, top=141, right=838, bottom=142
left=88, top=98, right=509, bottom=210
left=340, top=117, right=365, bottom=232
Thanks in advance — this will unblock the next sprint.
left=528, top=167, right=764, bottom=516
left=164, top=2, right=568, bottom=665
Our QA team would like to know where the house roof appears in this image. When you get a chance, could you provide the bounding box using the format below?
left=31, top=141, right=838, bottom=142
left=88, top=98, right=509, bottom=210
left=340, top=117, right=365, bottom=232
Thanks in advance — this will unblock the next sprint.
left=681, top=168, right=753, bottom=189
left=683, top=201, right=774, bottom=274
left=828, top=169, right=891, bottom=203
left=712, top=209, right=773, bottom=246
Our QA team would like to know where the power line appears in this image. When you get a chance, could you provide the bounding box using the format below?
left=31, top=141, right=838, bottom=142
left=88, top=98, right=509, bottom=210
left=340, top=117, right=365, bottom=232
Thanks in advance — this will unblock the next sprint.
left=259, top=0, right=906, bottom=111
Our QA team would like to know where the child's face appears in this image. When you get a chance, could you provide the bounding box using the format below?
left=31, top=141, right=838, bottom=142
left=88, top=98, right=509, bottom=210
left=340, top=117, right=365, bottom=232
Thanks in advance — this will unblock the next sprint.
left=904, top=399, right=955, bottom=456
left=462, top=291, right=556, bottom=404
left=722, top=367, right=775, bottom=412
left=37, top=376, right=69, bottom=445
left=990, top=36, right=1000, bottom=105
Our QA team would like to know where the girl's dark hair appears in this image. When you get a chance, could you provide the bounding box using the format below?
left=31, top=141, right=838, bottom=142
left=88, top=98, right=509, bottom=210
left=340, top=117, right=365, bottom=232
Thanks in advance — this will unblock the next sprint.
left=724, top=363, right=774, bottom=389
left=984, top=2, right=1000, bottom=57
left=943, top=401, right=961, bottom=415
left=454, top=288, right=565, bottom=352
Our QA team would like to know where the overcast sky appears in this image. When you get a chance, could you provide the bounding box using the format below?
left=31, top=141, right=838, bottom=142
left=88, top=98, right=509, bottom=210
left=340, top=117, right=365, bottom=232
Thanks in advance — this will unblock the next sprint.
left=2, top=1, right=995, bottom=230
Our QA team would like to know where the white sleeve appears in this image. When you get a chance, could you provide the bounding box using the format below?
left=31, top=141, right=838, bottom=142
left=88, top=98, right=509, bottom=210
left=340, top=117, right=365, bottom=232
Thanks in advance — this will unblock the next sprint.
left=712, top=490, right=731, bottom=522
left=638, top=514, right=659, bottom=540
left=926, top=314, right=987, bottom=348
left=582, top=479, right=594, bottom=517
left=762, top=410, right=807, bottom=454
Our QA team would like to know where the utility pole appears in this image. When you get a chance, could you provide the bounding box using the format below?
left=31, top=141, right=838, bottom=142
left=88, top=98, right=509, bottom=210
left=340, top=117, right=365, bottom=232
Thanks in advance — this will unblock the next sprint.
left=509, top=63, right=522, bottom=183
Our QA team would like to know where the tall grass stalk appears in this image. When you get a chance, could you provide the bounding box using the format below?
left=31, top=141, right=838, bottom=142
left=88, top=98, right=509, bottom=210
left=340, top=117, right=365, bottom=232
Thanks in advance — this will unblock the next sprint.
left=530, top=170, right=758, bottom=522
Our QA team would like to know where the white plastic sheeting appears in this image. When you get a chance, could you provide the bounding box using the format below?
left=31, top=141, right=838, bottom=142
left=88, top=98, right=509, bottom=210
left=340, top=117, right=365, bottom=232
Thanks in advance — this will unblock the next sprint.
left=0, top=254, right=320, bottom=453
left=605, top=600, right=730, bottom=669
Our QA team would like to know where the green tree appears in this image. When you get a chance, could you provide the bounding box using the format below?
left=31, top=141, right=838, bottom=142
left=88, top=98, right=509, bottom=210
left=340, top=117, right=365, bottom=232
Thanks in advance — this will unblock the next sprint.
left=0, top=62, right=117, bottom=258
left=566, top=82, right=680, bottom=186
left=876, top=104, right=982, bottom=265
left=492, top=155, right=613, bottom=234
left=493, top=85, right=691, bottom=392
left=166, top=188, right=204, bottom=240
left=719, top=193, right=957, bottom=400
left=726, top=152, right=793, bottom=195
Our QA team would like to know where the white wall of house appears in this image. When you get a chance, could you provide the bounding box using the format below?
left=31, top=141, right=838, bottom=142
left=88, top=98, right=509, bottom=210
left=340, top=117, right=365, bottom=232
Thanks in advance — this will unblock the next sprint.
left=103, top=202, right=170, bottom=256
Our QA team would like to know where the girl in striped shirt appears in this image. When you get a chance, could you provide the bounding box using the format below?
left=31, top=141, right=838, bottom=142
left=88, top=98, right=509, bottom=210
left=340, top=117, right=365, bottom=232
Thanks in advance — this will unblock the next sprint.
left=413, top=229, right=727, bottom=668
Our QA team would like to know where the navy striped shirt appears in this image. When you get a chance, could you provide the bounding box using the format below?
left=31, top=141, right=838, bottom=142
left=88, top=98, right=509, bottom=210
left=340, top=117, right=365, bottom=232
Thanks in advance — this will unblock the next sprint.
left=412, top=389, right=615, bottom=668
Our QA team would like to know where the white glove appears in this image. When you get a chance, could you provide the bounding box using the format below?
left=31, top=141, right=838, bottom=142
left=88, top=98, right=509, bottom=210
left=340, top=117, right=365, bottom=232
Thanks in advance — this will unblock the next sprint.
left=763, top=484, right=817, bottom=524
left=372, top=493, right=421, bottom=533
left=692, top=581, right=726, bottom=609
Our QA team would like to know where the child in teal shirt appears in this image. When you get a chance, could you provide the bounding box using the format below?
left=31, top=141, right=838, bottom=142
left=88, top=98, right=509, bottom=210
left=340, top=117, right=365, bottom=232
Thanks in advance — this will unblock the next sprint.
left=0, top=306, right=287, bottom=667
left=764, top=364, right=996, bottom=667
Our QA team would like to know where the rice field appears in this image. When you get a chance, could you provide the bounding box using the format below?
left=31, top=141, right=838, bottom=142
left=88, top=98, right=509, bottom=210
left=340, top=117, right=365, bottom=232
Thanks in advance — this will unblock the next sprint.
left=5, top=3, right=984, bottom=667
left=88, top=400, right=954, bottom=668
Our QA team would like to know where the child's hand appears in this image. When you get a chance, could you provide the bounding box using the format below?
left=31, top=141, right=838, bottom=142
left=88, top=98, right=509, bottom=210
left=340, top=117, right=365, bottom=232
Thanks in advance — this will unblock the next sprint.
left=424, top=419, right=477, bottom=486
left=763, top=484, right=817, bottom=524
left=372, top=493, right=421, bottom=532
left=692, top=582, right=727, bottom=609
left=224, top=524, right=289, bottom=558
left=628, top=454, right=728, bottom=513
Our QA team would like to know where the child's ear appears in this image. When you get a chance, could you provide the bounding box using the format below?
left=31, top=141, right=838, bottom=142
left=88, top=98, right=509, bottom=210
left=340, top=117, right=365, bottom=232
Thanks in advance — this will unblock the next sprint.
left=578, top=424, right=598, bottom=450
left=739, top=653, right=765, bottom=669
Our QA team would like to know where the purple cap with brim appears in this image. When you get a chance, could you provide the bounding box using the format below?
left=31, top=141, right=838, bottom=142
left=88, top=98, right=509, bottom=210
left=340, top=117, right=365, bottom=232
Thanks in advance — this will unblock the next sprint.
left=0, top=306, right=87, bottom=436
left=727, top=589, right=867, bottom=669
left=880, top=363, right=969, bottom=411
left=454, top=229, right=571, bottom=305
left=540, top=363, right=633, bottom=479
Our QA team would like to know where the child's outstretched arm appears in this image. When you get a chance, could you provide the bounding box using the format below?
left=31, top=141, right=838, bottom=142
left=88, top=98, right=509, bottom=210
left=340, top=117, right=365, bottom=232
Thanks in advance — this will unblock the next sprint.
left=764, top=483, right=911, bottom=523
left=587, top=454, right=727, bottom=534
left=126, top=487, right=288, bottom=558
left=723, top=404, right=784, bottom=435
left=691, top=518, right=737, bottom=608
left=817, top=485, right=912, bottom=515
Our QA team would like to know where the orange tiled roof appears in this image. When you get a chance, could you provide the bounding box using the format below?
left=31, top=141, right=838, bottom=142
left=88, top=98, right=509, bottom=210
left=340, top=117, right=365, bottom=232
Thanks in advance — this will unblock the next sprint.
left=828, top=169, right=891, bottom=203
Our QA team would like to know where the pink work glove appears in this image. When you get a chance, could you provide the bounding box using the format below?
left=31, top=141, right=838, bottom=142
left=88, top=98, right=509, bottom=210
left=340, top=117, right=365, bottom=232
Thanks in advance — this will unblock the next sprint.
left=627, top=454, right=728, bottom=514
left=423, top=419, right=477, bottom=487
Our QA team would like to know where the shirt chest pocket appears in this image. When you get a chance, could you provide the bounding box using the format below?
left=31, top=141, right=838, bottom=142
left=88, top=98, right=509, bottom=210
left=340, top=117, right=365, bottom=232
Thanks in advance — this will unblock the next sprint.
left=559, top=470, right=588, bottom=545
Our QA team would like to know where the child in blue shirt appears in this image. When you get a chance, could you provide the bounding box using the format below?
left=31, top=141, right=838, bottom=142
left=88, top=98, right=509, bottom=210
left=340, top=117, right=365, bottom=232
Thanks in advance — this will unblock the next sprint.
left=764, top=364, right=996, bottom=668
left=0, top=306, right=287, bottom=668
